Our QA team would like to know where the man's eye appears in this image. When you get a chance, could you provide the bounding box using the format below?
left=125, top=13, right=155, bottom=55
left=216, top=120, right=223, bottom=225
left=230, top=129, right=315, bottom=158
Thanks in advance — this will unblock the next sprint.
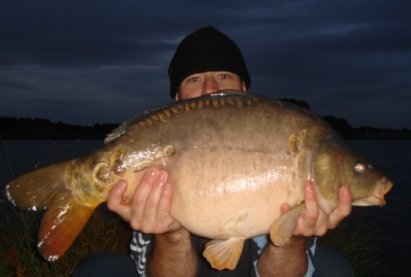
left=219, top=74, right=231, bottom=80
left=187, top=76, right=200, bottom=83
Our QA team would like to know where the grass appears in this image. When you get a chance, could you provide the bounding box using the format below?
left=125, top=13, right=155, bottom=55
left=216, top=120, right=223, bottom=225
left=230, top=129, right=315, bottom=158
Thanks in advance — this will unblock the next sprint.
left=1, top=202, right=384, bottom=277
left=318, top=207, right=386, bottom=277
left=0, top=201, right=131, bottom=277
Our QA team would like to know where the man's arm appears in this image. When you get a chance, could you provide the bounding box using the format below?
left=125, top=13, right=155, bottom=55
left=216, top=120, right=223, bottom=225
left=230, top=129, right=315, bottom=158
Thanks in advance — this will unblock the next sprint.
left=257, top=237, right=307, bottom=277
left=148, top=228, right=197, bottom=276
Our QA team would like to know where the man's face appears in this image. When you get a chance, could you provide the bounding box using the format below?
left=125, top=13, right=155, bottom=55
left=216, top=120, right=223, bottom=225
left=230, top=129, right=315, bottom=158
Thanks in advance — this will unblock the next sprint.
left=175, top=71, right=247, bottom=100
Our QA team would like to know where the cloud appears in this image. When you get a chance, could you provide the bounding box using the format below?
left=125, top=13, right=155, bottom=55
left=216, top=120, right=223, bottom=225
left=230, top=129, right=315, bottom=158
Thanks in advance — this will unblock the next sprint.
left=0, top=0, right=410, bottom=128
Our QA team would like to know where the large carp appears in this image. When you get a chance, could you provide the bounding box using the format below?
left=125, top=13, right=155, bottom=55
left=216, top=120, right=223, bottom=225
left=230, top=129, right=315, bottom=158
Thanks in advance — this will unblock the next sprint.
left=5, top=91, right=392, bottom=270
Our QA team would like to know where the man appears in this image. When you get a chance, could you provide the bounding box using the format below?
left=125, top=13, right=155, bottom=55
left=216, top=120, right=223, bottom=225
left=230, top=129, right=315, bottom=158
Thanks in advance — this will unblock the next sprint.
left=107, top=26, right=353, bottom=276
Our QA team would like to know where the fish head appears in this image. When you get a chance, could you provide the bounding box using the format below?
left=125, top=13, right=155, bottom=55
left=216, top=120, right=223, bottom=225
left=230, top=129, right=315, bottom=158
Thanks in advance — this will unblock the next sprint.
left=312, top=136, right=393, bottom=212
left=339, top=151, right=393, bottom=207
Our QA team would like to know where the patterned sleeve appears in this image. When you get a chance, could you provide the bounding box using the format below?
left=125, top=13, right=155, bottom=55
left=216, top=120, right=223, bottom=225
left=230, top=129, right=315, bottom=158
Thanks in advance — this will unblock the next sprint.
left=129, top=231, right=152, bottom=277
left=251, top=236, right=316, bottom=277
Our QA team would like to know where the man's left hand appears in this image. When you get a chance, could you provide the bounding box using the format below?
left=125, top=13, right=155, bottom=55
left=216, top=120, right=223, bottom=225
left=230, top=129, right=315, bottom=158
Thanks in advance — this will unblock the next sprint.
left=282, top=182, right=352, bottom=237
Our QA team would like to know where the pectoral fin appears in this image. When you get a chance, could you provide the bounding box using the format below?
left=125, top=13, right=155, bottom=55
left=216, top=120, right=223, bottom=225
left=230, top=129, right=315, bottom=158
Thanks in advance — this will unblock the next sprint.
left=269, top=203, right=305, bottom=246
left=288, top=126, right=327, bottom=153
left=203, top=237, right=245, bottom=270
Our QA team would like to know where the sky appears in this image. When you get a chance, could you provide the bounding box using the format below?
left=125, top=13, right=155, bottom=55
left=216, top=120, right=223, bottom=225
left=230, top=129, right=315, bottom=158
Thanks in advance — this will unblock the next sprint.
left=1, top=0, right=410, bottom=129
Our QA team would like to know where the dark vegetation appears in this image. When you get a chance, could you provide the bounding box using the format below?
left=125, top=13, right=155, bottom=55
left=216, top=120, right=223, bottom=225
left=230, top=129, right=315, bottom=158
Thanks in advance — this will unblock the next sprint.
left=1, top=101, right=411, bottom=140
left=281, top=98, right=411, bottom=139
left=0, top=117, right=118, bottom=140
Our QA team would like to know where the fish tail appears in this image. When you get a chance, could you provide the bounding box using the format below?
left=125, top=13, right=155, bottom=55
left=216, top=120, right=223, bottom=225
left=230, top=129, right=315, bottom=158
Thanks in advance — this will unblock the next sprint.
left=38, top=193, right=94, bottom=261
left=5, top=159, right=96, bottom=261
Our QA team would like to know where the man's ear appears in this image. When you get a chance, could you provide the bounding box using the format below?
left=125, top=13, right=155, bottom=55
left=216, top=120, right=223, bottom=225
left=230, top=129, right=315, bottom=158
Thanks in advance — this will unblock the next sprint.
left=241, top=81, right=247, bottom=92
left=175, top=91, right=180, bottom=101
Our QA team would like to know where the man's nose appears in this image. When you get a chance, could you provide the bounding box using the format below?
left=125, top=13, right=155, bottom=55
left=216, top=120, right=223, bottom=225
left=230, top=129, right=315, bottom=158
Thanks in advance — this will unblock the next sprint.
left=202, top=78, right=219, bottom=95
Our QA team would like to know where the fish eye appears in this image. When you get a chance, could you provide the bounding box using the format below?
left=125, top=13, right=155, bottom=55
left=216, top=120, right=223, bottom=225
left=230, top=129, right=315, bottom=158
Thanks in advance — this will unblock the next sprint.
left=354, top=162, right=366, bottom=174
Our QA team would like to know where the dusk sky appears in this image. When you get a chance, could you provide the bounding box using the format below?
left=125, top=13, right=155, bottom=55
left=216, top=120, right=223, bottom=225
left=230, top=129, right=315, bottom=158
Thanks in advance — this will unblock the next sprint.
left=1, top=0, right=410, bottom=129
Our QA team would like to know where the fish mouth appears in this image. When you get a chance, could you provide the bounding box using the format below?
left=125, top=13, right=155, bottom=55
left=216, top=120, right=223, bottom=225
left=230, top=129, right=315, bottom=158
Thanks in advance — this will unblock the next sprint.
left=352, top=194, right=386, bottom=207
left=352, top=178, right=393, bottom=207
left=381, top=178, right=394, bottom=194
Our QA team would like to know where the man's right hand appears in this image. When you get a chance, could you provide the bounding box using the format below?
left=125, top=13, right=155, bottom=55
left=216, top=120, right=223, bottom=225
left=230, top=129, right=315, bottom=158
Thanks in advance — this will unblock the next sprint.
left=107, top=166, right=181, bottom=234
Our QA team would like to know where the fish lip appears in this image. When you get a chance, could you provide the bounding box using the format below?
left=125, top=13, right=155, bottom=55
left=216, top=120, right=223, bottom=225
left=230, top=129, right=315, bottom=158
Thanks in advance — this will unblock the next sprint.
left=371, top=193, right=386, bottom=206
left=382, top=179, right=394, bottom=194
left=352, top=194, right=386, bottom=206
left=363, top=178, right=393, bottom=206
left=374, top=178, right=393, bottom=206
left=352, top=179, right=392, bottom=207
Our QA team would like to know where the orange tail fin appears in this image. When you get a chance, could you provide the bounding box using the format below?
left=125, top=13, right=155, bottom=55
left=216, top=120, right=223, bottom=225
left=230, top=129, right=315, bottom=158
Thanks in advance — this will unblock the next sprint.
left=5, top=160, right=96, bottom=261
left=38, top=193, right=94, bottom=261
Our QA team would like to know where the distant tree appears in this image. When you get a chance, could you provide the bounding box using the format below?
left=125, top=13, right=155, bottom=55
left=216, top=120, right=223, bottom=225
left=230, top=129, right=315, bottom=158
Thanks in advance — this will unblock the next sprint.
left=0, top=116, right=119, bottom=139
left=323, top=116, right=353, bottom=139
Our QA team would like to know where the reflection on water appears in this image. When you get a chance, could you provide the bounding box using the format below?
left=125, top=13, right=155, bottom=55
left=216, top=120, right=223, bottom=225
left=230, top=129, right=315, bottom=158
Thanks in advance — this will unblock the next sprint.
left=0, top=140, right=103, bottom=185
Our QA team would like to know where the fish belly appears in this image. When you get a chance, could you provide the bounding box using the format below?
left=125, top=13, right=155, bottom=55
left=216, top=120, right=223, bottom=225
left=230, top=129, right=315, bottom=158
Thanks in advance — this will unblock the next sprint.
left=167, top=146, right=305, bottom=239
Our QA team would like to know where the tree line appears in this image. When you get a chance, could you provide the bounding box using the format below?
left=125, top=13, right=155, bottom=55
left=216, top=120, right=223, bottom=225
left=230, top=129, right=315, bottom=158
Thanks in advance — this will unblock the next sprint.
left=0, top=117, right=118, bottom=140
left=1, top=115, right=410, bottom=140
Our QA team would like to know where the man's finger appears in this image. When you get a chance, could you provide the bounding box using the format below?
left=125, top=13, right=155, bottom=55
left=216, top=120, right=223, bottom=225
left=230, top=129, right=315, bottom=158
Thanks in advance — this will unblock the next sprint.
left=328, top=186, right=352, bottom=228
left=132, top=167, right=160, bottom=220
left=142, top=171, right=167, bottom=224
left=157, top=182, right=173, bottom=218
left=107, top=180, right=131, bottom=221
left=302, top=181, right=319, bottom=226
left=107, top=180, right=127, bottom=208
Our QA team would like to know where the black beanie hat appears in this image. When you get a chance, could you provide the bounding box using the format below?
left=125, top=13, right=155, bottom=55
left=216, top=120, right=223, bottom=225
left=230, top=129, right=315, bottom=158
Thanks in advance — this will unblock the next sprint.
left=168, top=26, right=251, bottom=99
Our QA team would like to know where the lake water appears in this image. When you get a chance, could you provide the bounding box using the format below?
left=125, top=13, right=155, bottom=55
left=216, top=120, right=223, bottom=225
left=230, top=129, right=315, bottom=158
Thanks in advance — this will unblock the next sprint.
left=1, top=140, right=410, bottom=275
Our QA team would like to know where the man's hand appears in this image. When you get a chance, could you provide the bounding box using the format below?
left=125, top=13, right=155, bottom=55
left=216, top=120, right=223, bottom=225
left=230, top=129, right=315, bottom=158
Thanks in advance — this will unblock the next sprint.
left=107, top=167, right=181, bottom=234
left=107, top=168, right=197, bottom=275
left=282, top=181, right=352, bottom=237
